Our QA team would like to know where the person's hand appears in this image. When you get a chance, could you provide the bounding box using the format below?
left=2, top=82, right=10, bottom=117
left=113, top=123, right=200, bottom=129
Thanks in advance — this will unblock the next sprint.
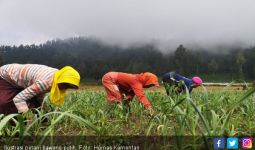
left=123, top=99, right=131, bottom=106
left=175, top=87, right=182, bottom=94
left=27, top=112, right=33, bottom=126
left=21, top=110, right=33, bottom=126
left=147, top=107, right=154, bottom=116
left=18, top=106, right=29, bottom=114
left=123, top=99, right=131, bottom=114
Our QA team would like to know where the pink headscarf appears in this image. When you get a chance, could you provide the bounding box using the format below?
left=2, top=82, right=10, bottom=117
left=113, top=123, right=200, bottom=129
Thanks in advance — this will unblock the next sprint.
left=192, top=76, right=203, bottom=86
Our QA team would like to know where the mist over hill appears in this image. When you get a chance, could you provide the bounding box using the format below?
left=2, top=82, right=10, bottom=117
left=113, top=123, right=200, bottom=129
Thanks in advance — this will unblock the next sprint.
left=0, top=37, right=255, bottom=82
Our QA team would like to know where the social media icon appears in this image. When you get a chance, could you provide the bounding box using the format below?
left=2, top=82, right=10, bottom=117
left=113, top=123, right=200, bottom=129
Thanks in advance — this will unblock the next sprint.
left=227, top=137, right=238, bottom=149
left=214, top=138, right=225, bottom=149
left=242, top=138, right=252, bottom=149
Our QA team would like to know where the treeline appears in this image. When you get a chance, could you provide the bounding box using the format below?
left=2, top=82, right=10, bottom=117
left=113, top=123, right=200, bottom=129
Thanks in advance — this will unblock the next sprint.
left=0, top=37, right=255, bottom=82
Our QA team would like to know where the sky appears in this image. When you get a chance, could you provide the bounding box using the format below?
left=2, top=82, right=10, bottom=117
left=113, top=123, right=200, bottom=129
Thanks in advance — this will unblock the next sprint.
left=0, top=0, right=255, bottom=50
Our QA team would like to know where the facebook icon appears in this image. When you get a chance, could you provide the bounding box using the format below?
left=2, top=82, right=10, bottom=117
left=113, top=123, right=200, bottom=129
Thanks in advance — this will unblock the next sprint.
left=214, top=138, right=225, bottom=149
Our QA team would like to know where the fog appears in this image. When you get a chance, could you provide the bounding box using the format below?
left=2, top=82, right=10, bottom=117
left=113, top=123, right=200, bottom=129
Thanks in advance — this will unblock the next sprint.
left=1, top=0, right=255, bottom=50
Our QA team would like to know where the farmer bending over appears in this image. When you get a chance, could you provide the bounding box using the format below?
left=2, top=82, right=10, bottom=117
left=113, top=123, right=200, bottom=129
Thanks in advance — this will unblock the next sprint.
left=162, top=71, right=202, bottom=95
left=0, top=64, right=80, bottom=115
left=102, top=72, right=159, bottom=114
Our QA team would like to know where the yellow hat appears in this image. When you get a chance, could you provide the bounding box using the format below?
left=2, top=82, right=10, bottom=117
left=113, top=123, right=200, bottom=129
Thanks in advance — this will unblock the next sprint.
left=50, top=66, right=80, bottom=105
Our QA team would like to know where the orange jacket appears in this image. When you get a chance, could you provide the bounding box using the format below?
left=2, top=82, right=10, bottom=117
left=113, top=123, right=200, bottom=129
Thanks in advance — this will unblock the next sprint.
left=115, top=72, right=159, bottom=109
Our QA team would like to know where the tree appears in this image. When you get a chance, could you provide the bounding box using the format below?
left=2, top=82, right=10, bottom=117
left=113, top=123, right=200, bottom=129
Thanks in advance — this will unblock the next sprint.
left=1, top=37, right=255, bottom=81
left=0, top=47, right=3, bottom=66
left=194, top=52, right=202, bottom=75
left=208, top=59, right=218, bottom=76
left=174, top=45, right=187, bottom=74
left=236, top=51, right=246, bottom=79
left=243, top=48, right=255, bottom=79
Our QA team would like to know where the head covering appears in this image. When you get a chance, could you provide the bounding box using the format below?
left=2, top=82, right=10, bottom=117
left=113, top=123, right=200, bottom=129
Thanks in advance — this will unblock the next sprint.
left=192, top=76, right=203, bottom=86
left=140, top=72, right=159, bottom=86
left=50, top=66, right=80, bottom=105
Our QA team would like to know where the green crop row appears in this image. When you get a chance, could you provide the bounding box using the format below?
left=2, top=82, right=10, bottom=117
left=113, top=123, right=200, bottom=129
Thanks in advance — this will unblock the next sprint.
left=0, top=85, right=255, bottom=149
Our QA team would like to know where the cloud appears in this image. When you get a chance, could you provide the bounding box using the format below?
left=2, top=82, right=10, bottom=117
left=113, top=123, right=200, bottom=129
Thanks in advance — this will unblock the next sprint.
left=0, top=0, right=255, bottom=50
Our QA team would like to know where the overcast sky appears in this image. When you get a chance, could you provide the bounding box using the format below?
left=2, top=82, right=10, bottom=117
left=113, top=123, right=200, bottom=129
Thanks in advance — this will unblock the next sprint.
left=0, top=0, right=255, bottom=50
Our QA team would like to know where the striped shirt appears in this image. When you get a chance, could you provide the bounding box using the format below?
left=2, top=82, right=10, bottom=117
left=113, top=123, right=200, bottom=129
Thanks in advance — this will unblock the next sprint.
left=0, top=64, right=58, bottom=113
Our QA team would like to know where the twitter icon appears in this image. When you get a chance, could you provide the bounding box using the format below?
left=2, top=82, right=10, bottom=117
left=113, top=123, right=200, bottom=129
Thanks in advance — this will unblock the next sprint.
left=227, top=137, right=238, bottom=149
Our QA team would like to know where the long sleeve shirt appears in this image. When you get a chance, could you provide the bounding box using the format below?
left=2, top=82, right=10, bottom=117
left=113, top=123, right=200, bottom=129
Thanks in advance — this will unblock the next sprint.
left=115, top=73, right=151, bottom=109
left=0, top=64, right=58, bottom=113
left=163, top=72, right=193, bottom=93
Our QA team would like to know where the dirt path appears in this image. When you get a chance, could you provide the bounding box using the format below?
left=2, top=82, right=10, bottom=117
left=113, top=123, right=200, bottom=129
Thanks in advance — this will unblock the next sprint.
left=79, top=84, right=246, bottom=92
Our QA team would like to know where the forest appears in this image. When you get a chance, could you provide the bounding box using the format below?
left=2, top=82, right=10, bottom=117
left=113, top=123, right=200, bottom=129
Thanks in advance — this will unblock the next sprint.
left=0, top=37, right=254, bottom=82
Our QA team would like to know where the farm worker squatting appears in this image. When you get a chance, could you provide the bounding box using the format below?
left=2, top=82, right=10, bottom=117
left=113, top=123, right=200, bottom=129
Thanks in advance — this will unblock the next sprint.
left=0, top=64, right=80, bottom=115
left=162, top=71, right=203, bottom=94
left=102, top=72, right=159, bottom=113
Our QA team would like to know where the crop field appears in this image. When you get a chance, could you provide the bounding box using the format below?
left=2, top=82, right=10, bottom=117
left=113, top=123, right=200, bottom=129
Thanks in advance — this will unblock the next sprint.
left=1, top=84, right=255, bottom=149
